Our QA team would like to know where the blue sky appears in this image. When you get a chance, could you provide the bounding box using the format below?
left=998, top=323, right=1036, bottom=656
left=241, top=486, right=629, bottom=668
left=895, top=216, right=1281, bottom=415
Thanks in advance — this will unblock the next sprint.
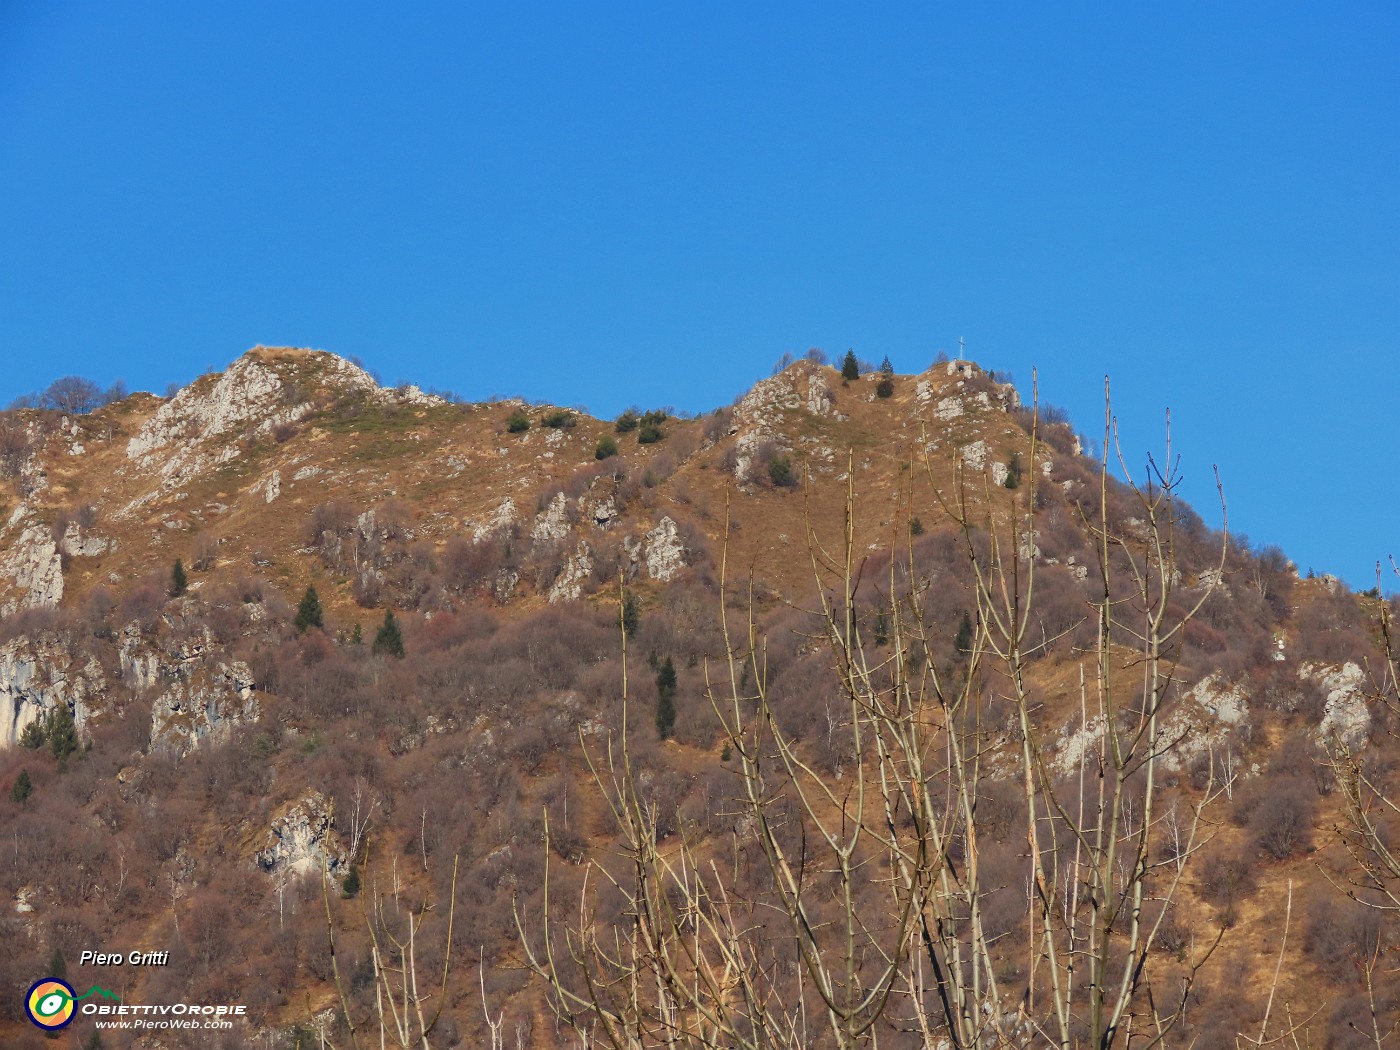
left=2, top=3, right=1397, bottom=587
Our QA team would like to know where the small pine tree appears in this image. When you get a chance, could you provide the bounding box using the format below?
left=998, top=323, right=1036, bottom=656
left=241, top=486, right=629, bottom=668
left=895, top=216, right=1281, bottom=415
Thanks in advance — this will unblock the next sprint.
left=954, top=611, right=974, bottom=657
left=879, top=355, right=894, bottom=376
left=19, top=716, right=47, bottom=750
left=350, top=622, right=362, bottom=645
left=9, top=768, right=32, bottom=804
left=48, top=704, right=79, bottom=767
left=841, top=349, right=860, bottom=381
left=615, top=409, right=640, bottom=434
left=873, top=610, right=889, bottom=647
left=621, top=592, right=641, bottom=639
left=82, top=1030, right=105, bottom=1050
left=294, top=585, right=324, bottom=632
left=768, top=454, right=797, bottom=488
left=595, top=435, right=619, bottom=460
left=170, top=558, right=188, bottom=597
left=507, top=410, right=530, bottom=433
left=656, top=656, right=677, bottom=741
left=341, top=864, right=361, bottom=899
left=372, top=609, right=405, bottom=658
left=910, top=516, right=925, bottom=537
left=49, top=947, right=67, bottom=981
left=876, top=377, right=895, bottom=399
left=1004, top=453, right=1022, bottom=490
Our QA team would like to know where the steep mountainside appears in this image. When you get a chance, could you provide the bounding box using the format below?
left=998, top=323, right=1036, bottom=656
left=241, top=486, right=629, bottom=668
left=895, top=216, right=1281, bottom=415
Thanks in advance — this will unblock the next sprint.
left=0, top=347, right=1395, bottom=1049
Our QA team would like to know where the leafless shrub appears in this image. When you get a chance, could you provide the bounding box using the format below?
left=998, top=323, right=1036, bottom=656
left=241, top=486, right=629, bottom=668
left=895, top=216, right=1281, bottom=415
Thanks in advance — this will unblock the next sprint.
left=1294, top=587, right=1375, bottom=663
left=702, top=408, right=733, bottom=446
left=191, top=532, right=220, bottom=571
left=1305, top=896, right=1386, bottom=982
left=118, top=580, right=165, bottom=631
left=0, top=418, right=33, bottom=478
left=353, top=568, right=381, bottom=608
left=307, top=500, right=353, bottom=546
left=1198, top=846, right=1256, bottom=925
left=1250, top=777, right=1315, bottom=860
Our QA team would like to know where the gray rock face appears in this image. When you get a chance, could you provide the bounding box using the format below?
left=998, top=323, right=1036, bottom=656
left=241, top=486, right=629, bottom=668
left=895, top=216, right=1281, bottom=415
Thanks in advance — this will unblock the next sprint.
left=644, top=517, right=686, bottom=582
left=119, top=625, right=162, bottom=693
left=252, top=469, right=281, bottom=504
left=961, top=440, right=988, bottom=472
left=256, top=791, right=346, bottom=878
left=1054, top=673, right=1252, bottom=779
left=548, top=542, right=593, bottom=603
left=1157, top=674, right=1251, bottom=774
left=0, top=636, right=101, bottom=749
left=731, top=363, right=831, bottom=481
left=531, top=492, right=572, bottom=544
left=149, top=661, right=260, bottom=756
left=472, top=497, right=518, bottom=542
left=0, top=525, right=64, bottom=613
left=1307, top=661, right=1370, bottom=748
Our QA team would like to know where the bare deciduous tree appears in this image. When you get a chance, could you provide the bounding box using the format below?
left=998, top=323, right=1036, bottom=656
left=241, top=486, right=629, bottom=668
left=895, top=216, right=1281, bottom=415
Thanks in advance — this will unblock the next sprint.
left=321, top=853, right=459, bottom=1050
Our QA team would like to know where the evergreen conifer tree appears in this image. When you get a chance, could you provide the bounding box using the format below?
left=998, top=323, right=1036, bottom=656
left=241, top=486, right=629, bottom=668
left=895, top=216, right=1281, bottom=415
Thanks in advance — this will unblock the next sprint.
left=170, top=558, right=188, bottom=597
left=656, top=656, right=677, bottom=740
left=48, top=704, right=79, bottom=767
left=622, top=592, right=641, bottom=639
left=841, top=349, right=860, bottom=381
left=9, top=768, right=32, bottom=804
left=294, top=585, right=324, bottom=632
left=372, top=609, right=405, bottom=658
left=49, top=947, right=67, bottom=980
left=1004, top=453, right=1022, bottom=489
left=19, top=716, right=47, bottom=750
left=342, top=864, right=361, bottom=899
left=954, top=611, right=974, bottom=657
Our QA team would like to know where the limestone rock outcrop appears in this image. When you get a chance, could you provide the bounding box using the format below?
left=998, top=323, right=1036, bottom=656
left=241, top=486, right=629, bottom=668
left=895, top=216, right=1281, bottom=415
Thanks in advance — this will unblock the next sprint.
left=0, top=636, right=102, bottom=749
left=255, top=791, right=347, bottom=877
left=149, top=660, right=260, bottom=756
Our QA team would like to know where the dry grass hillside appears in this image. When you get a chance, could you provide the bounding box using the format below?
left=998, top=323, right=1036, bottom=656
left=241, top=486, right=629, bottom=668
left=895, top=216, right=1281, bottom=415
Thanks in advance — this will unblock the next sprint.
left=0, top=347, right=1395, bottom=1049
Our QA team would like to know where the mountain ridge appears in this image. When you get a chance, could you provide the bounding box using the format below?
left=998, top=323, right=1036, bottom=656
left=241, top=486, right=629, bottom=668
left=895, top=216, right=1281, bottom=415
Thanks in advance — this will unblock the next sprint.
left=0, top=345, right=1394, bottom=1048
